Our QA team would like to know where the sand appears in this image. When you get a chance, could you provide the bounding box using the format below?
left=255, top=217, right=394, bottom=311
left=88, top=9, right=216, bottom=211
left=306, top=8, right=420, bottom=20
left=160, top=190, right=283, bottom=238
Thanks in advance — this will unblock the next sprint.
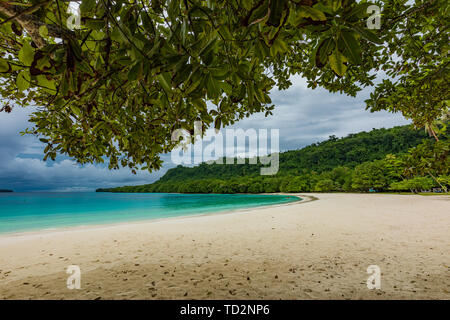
left=0, top=193, right=448, bottom=300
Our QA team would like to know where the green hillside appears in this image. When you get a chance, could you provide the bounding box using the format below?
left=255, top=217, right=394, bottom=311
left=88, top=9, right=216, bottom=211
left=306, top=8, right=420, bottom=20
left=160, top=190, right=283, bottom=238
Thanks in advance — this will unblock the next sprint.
left=160, top=125, right=426, bottom=181
left=97, top=125, right=449, bottom=194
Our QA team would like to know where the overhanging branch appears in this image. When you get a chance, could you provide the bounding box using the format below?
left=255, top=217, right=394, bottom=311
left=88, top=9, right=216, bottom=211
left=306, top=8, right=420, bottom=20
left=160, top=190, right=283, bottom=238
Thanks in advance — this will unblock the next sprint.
left=0, top=1, right=74, bottom=48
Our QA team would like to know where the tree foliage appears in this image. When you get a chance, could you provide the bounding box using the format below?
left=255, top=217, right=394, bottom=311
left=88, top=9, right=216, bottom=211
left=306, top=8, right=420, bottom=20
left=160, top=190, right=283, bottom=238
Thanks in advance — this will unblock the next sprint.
left=389, top=177, right=435, bottom=193
left=365, top=0, right=450, bottom=134
left=351, top=159, right=394, bottom=191
left=0, top=0, right=448, bottom=172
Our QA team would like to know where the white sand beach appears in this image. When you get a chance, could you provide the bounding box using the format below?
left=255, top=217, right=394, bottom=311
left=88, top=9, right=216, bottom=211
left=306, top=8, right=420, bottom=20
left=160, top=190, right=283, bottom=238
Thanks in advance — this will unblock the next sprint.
left=0, top=193, right=448, bottom=300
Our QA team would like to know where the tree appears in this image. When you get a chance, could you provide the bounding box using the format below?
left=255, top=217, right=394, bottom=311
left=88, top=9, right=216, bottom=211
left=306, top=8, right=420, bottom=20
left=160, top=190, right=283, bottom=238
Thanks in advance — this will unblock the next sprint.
left=389, top=177, right=435, bottom=193
left=436, top=175, right=449, bottom=192
left=400, top=138, right=449, bottom=188
left=283, top=176, right=310, bottom=192
left=247, top=182, right=262, bottom=194
left=1, top=1, right=446, bottom=172
left=365, top=0, right=449, bottom=138
left=321, top=166, right=352, bottom=190
left=351, top=159, right=393, bottom=191
left=314, top=178, right=336, bottom=192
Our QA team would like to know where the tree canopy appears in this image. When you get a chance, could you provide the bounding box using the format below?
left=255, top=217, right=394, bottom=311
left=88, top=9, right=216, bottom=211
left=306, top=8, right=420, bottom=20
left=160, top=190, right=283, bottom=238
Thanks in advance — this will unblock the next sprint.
left=0, top=0, right=448, bottom=172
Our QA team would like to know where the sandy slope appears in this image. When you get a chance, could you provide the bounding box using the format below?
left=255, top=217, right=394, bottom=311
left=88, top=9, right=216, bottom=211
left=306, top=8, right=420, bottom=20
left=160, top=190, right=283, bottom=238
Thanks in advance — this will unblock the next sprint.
left=0, top=193, right=448, bottom=300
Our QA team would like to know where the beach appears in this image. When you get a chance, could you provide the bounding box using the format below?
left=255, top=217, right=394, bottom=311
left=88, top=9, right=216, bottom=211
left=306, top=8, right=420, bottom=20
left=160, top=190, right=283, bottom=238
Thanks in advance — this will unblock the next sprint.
left=0, top=193, right=448, bottom=299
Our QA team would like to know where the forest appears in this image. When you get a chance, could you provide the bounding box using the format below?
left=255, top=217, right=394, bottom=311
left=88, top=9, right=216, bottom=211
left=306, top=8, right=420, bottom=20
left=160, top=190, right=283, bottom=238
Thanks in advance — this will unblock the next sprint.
left=97, top=125, right=449, bottom=194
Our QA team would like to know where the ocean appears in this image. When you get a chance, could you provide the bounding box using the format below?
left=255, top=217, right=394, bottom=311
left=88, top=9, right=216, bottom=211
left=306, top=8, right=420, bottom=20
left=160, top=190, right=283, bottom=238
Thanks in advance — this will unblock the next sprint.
left=0, top=192, right=299, bottom=234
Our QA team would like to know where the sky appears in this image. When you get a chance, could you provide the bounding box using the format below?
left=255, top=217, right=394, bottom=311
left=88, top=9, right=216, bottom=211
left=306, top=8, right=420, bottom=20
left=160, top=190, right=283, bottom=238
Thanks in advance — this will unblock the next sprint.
left=0, top=76, right=410, bottom=192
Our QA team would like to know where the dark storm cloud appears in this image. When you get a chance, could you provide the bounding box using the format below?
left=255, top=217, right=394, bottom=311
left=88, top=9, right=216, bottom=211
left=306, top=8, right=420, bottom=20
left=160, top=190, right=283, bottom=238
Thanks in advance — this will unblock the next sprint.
left=0, top=107, right=171, bottom=191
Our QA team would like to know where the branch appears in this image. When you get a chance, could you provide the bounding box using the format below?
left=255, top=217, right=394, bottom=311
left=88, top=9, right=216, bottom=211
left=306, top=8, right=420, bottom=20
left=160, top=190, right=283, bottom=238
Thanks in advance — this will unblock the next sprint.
left=385, top=0, right=436, bottom=28
left=242, top=0, right=265, bottom=26
left=0, top=0, right=52, bottom=26
left=0, top=1, right=74, bottom=48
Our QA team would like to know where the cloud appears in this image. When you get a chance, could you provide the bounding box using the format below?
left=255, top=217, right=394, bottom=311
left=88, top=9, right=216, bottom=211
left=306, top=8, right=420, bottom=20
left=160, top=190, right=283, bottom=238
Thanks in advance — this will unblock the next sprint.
left=0, top=107, right=170, bottom=191
left=225, top=75, right=410, bottom=152
left=0, top=157, right=167, bottom=192
left=0, top=76, right=410, bottom=191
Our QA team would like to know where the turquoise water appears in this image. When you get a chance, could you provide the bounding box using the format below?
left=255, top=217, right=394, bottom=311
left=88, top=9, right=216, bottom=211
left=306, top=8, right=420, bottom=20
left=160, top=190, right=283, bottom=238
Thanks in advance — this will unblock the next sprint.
left=0, top=193, right=299, bottom=234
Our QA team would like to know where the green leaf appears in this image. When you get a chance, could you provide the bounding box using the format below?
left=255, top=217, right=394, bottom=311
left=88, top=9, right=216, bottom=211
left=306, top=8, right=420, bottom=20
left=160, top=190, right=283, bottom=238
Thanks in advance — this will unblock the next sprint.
left=338, top=31, right=362, bottom=64
left=111, top=27, right=124, bottom=42
left=85, top=19, right=105, bottom=30
left=80, top=0, right=96, bottom=13
left=16, top=71, right=30, bottom=91
left=60, top=73, right=69, bottom=96
left=37, top=75, right=57, bottom=93
left=254, top=87, right=267, bottom=104
left=198, top=35, right=218, bottom=57
left=127, top=61, right=142, bottom=81
left=0, top=59, right=10, bottom=72
left=157, top=73, right=172, bottom=93
left=315, top=37, right=334, bottom=68
left=313, top=3, right=334, bottom=15
left=329, top=49, right=347, bottom=77
left=192, top=99, right=207, bottom=113
left=36, top=56, right=51, bottom=71
left=69, top=39, right=83, bottom=61
left=210, top=66, right=229, bottom=80
left=247, top=81, right=255, bottom=106
left=345, top=3, right=370, bottom=20
left=206, top=74, right=220, bottom=99
left=331, top=0, right=342, bottom=12
left=70, top=105, right=82, bottom=117
left=181, top=18, right=187, bottom=45
left=300, top=6, right=327, bottom=21
left=271, top=37, right=288, bottom=55
left=352, top=26, right=382, bottom=44
left=18, top=42, right=34, bottom=66
left=141, top=13, right=154, bottom=35
left=218, top=25, right=232, bottom=40
left=39, top=25, right=48, bottom=38
left=267, top=0, right=288, bottom=27
left=220, top=81, right=232, bottom=95
left=214, top=117, right=221, bottom=130
left=168, top=0, right=180, bottom=21
left=173, top=65, right=192, bottom=88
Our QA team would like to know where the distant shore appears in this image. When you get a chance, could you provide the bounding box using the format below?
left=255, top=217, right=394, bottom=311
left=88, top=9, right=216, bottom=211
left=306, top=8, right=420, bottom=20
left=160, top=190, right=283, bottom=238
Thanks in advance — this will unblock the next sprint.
left=0, top=193, right=448, bottom=299
left=0, top=189, right=13, bottom=193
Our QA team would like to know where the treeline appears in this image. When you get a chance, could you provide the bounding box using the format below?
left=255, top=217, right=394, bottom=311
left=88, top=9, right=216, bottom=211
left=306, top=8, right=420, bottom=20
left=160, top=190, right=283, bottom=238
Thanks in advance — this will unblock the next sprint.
left=97, top=125, right=449, bottom=194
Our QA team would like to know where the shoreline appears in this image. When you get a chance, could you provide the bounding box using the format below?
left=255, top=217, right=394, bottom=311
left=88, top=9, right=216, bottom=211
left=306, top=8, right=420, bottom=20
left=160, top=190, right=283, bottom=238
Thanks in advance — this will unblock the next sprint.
left=0, top=193, right=310, bottom=241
